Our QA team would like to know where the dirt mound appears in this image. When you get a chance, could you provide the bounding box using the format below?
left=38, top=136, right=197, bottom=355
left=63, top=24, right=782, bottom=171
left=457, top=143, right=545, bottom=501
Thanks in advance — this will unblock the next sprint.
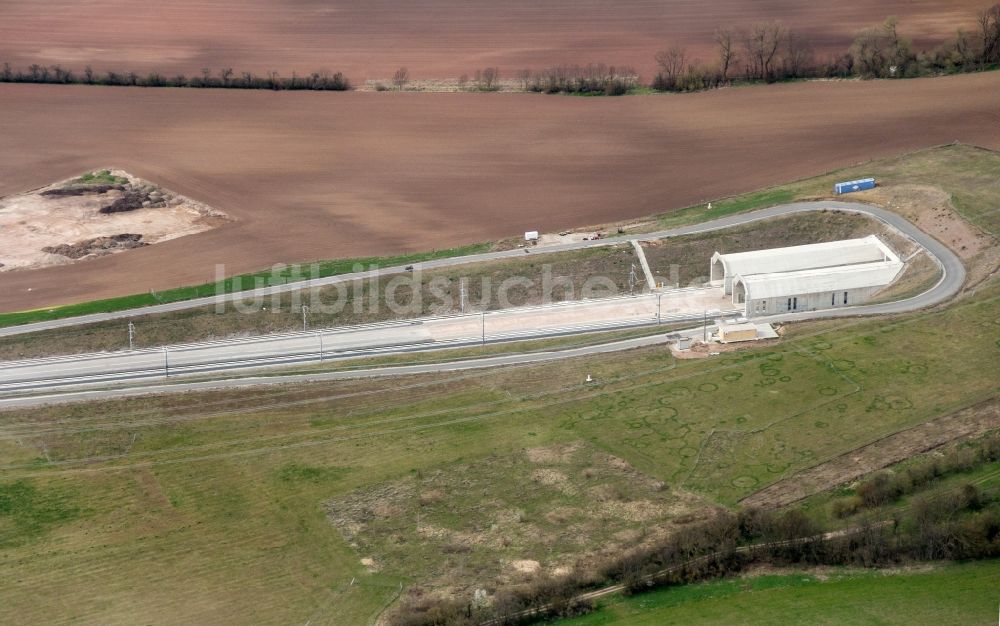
left=0, top=168, right=229, bottom=273
left=41, top=184, right=125, bottom=197
left=100, top=190, right=149, bottom=213
left=42, top=234, right=147, bottom=260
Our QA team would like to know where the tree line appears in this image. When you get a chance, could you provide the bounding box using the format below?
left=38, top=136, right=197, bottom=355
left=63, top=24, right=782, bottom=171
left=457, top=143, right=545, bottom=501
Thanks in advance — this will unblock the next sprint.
left=652, top=5, right=1000, bottom=92
left=389, top=432, right=1000, bottom=625
left=0, top=63, right=351, bottom=90
left=520, top=64, right=639, bottom=96
left=3, top=5, right=997, bottom=96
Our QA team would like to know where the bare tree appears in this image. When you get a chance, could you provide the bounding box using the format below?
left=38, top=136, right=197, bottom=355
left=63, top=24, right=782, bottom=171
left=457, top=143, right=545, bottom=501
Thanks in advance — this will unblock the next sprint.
left=978, top=3, right=1000, bottom=65
left=851, top=26, right=888, bottom=77
left=219, top=67, right=233, bottom=87
left=714, top=27, right=738, bottom=81
left=654, top=45, right=688, bottom=84
left=517, top=68, right=531, bottom=91
left=882, top=16, right=911, bottom=76
left=952, top=29, right=977, bottom=69
left=743, top=22, right=785, bottom=81
left=781, top=31, right=815, bottom=78
left=392, top=66, right=410, bottom=90
left=477, top=67, right=500, bottom=90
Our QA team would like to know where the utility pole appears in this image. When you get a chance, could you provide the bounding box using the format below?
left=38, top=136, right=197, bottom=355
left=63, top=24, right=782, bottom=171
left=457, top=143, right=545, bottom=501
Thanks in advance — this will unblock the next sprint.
left=703, top=309, right=708, bottom=342
left=318, top=331, right=324, bottom=362
left=163, top=347, right=169, bottom=377
left=481, top=311, right=486, bottom=346
left=128, top=320, right=135, bottom=350
left=301, top=305, right=309, bottom=331
left=460, top=278, right=467, bottom=314
left=657, top=293, right=662, bottom=325
left=628, top=263, right=638, bottom=295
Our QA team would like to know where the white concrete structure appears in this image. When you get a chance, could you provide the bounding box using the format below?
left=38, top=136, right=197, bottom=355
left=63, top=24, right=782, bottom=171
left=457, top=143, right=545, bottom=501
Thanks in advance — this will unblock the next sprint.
left=712, top=235, right=904, bottom=317
left=711, top=235, right=895, bottom=294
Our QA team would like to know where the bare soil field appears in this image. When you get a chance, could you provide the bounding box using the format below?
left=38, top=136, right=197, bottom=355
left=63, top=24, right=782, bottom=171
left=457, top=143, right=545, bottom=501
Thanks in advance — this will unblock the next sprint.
left=1, top=73, right=1000, bottom=312
left=0, top=169, right=227, bottom=272
left=0, top=0, right=985, bottom=80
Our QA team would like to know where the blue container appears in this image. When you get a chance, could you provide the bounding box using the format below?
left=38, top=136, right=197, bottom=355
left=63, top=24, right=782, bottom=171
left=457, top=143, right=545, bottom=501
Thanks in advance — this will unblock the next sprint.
left=833, top=177, right=876, bottom=195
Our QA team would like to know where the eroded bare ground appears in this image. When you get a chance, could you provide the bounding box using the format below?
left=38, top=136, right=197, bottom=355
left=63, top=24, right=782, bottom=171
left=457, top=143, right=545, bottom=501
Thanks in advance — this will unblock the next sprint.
left=327, top=442, right=721, bottom=607
left=740, top=396, right=1000, bottom=509
left=857, top=185, right=992, bottom=260
left=854, top=184, right=1000, bottom=293
left=0, top=169, right=228, bottom=271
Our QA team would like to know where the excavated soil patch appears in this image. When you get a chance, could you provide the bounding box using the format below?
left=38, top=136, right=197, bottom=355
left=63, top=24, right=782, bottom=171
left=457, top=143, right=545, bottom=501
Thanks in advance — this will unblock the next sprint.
left=0, top=169, right=229, bottom=271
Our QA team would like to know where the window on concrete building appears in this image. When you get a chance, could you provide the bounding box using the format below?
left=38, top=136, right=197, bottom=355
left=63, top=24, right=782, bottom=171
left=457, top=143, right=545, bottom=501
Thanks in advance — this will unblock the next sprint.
left=787, top=298, right=792, bottom=310
left=832, top=293, right=836, bottom=306
left=793, top=297, right=798, bottom=310
left=843, top=291, right=848, bottom=304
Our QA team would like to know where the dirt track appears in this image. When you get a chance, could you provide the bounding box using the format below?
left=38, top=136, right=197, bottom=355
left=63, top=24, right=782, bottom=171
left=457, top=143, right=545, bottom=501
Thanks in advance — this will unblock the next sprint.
left=0, top=0, right=985, bottom=80
left=1, top=72, right=1000, bottom=311
left=740, top=396, right=1000, bottom=509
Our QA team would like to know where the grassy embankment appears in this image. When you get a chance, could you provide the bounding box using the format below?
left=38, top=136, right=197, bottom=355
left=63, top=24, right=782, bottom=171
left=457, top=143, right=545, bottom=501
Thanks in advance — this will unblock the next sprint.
left=0, top=145, right=997, bottom=624
left=0, top=242, right=493, bottom=328
left=650, top=142, right=1000, bottom=236
left=554, top=560, right=1000, bottom=626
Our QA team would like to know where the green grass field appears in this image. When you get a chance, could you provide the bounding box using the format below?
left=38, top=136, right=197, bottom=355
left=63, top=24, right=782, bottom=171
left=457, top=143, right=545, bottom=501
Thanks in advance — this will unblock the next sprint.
left=555, top=560, right=1000, bottom=626
left=1, top=273, right=997, bottom=623
left=0, top=145, right=998, bottom=624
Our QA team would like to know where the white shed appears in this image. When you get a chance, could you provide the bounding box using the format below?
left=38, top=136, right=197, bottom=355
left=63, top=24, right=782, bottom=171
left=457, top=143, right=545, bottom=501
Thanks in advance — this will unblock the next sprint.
left=733, top=259, right=903, bottom=316
left=718, top=322, right=759, bottom=343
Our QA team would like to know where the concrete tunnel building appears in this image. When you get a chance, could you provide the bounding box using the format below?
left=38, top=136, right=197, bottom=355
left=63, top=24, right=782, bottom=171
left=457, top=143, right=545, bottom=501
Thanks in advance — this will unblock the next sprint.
left=710, top=235, right=904, bottom=317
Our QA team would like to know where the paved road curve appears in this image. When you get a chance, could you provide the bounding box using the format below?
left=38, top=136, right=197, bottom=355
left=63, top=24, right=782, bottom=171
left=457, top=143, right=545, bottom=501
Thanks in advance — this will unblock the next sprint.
left=0, top=201, right=966, bottom=405
left=0, top=201, right=964, bottom=337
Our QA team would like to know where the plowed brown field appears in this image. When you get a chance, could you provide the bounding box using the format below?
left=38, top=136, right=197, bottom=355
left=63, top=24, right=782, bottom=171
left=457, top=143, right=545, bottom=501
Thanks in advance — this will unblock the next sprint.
left=0, top=0, right=986, bottom=80
left=1, top=72, right=999, bottom=311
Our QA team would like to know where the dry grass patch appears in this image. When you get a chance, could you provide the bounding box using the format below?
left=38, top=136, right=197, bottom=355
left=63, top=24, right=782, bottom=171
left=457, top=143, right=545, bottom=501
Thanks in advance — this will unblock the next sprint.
left=325, top=442, right=716, bottom=605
